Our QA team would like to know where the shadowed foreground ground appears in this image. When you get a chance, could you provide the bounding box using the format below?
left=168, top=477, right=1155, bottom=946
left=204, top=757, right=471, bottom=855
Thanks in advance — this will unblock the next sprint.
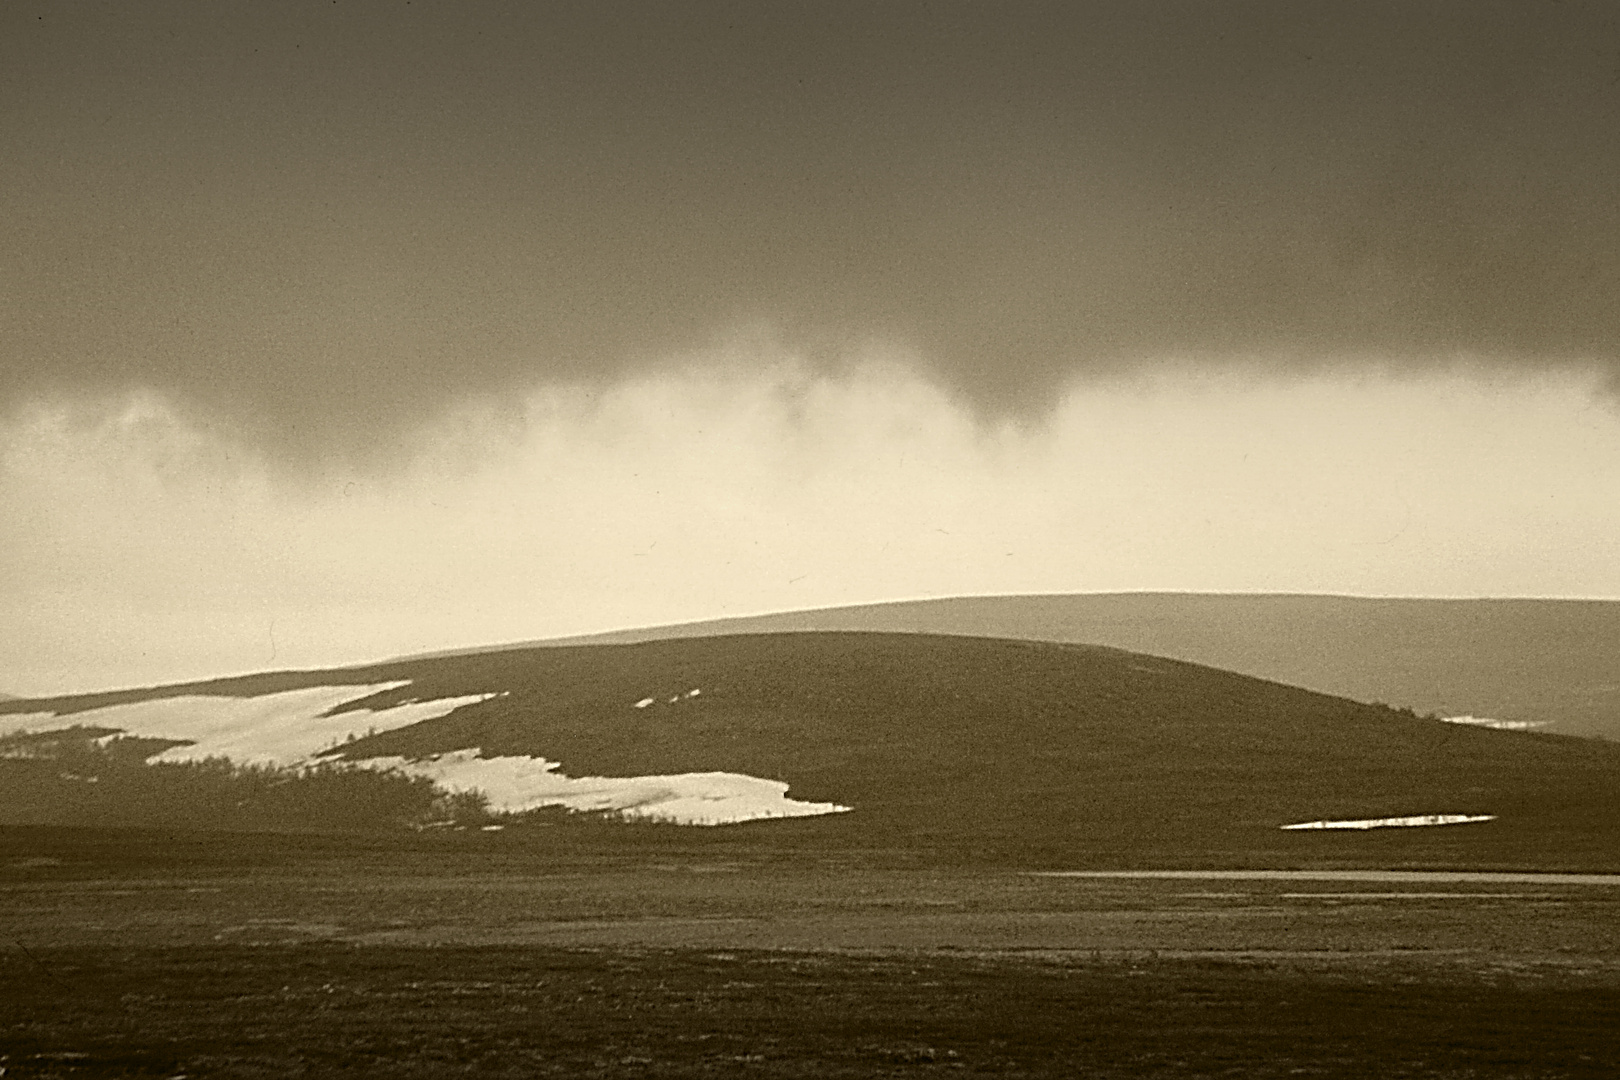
left=4, top=828, right=1618, bottom=1077
left=6, top=945, right=1617, bottom=1079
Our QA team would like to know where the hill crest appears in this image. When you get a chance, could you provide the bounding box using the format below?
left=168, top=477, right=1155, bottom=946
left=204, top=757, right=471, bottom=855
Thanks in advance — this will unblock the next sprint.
left=398, top=593, right=1620, bottom=740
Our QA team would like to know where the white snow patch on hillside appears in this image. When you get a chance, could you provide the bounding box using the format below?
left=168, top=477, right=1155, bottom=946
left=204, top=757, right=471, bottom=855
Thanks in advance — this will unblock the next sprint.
left=1, top=684, right=492, bottom=767
left=634, top=689, right=701, bottom=708
left=1281, top=814, right=1496, bottom=831
left=6, top=684, right=849, bottom=828
left=355, top=748, right=851, bottom=826
left=1441, top=715, right=1549, bottom=731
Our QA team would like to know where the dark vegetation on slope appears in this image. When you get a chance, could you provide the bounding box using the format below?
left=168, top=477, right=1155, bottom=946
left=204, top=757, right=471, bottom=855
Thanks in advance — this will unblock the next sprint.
left=0, top=727, right=488, bottom=833
left=6, top=632, right=1616, bottom=868
left=439, top=594, right=1620, bottom=740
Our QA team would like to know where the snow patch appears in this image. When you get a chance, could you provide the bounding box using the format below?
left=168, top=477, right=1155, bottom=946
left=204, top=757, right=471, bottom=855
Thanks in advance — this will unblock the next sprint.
left=1281, top=814, right=1496, bottom=831
left=354, top=748, right=851, bottom=826
left=1, top=684, right=491, bottom=767
left=635, top=688, right=701, bottom=708
left=1441, top=715, right=1549, bottom=731
left=7, top=683, right=848, bottom=828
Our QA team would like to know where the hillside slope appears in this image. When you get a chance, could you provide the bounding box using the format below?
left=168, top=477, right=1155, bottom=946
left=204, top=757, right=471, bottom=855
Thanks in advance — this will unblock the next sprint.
left=415, top=594, right=1620, bottom=740
left=4, top=633, right=1618, bottom=869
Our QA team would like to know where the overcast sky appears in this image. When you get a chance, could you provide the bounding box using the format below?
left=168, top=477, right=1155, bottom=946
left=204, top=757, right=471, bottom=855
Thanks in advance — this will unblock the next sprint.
left=4, top=2, right=1619, bottom=694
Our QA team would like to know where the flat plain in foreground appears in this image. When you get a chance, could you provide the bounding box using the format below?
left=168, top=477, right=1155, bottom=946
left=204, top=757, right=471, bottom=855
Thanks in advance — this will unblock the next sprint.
left=4, top=828, right=1617, bottom=1078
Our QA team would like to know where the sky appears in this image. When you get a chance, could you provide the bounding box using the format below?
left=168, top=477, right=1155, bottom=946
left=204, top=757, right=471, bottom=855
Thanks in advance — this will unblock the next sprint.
left=4, top=2, right=1620, bottom=695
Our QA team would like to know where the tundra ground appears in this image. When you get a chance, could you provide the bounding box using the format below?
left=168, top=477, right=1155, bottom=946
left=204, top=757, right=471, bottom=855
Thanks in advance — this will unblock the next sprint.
left=4, top=828, right=1617, bottom=1078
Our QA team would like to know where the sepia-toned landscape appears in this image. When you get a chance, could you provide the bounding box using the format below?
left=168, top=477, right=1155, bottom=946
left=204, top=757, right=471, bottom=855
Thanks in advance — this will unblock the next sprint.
left=6, top=2, right=1620, bottom=1076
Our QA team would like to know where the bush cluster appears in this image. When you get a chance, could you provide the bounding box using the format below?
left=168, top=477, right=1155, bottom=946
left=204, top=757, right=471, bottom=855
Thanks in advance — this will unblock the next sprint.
left=0, top=726, right=492, bottom=832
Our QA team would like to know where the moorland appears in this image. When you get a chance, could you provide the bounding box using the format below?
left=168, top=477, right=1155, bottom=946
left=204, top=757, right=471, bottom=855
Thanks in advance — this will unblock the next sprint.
left=4, top=629, right=1619, bottom=1076
left=455, top=594, right=1620, bottom=740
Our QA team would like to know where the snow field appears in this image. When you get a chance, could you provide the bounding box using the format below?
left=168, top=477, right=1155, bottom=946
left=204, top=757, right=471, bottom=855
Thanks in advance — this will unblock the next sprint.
left=0, top=684, right=492, bottom=767
left=1, top=683, right=849, bottom=826
left=352, top=748, right=850, bottom=826
left=1441, top=715, right=1549, bottom=731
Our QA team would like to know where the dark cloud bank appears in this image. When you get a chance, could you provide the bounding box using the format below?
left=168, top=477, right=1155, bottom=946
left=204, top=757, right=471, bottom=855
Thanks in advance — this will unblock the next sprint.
left=4, top=1, right=1618, bottom=458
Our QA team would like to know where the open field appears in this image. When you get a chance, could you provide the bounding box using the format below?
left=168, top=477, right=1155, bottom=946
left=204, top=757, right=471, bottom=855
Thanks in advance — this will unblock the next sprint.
left=4, top=827, right=1619, bottom=1077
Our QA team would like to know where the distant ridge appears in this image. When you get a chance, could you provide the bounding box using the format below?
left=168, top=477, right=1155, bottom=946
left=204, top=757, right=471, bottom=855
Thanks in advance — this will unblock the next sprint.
left=404, top=593, right=1620, bottom=740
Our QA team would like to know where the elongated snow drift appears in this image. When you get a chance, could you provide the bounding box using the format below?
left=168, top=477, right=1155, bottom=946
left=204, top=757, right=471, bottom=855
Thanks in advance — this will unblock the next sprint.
left=355, top=748, right=851, bottom=826
left=1441, top=715, right=1549, bottom=731
left=0, top=684, right=483, bottom=766
left=1281, top=814, right=1496, bottom=831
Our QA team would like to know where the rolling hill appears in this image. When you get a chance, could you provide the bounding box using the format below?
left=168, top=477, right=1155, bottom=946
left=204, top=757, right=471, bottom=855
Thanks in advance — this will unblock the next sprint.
left=414, top=594, right=1620, bottom=740
left=4, top=632, right=1618, bottom=870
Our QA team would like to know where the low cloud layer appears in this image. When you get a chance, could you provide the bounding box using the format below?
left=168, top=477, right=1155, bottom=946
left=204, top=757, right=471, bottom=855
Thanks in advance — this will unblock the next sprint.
left=4, top=359, right=1618, bottom=694
left=4, top=3, right=1618, bottom=463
